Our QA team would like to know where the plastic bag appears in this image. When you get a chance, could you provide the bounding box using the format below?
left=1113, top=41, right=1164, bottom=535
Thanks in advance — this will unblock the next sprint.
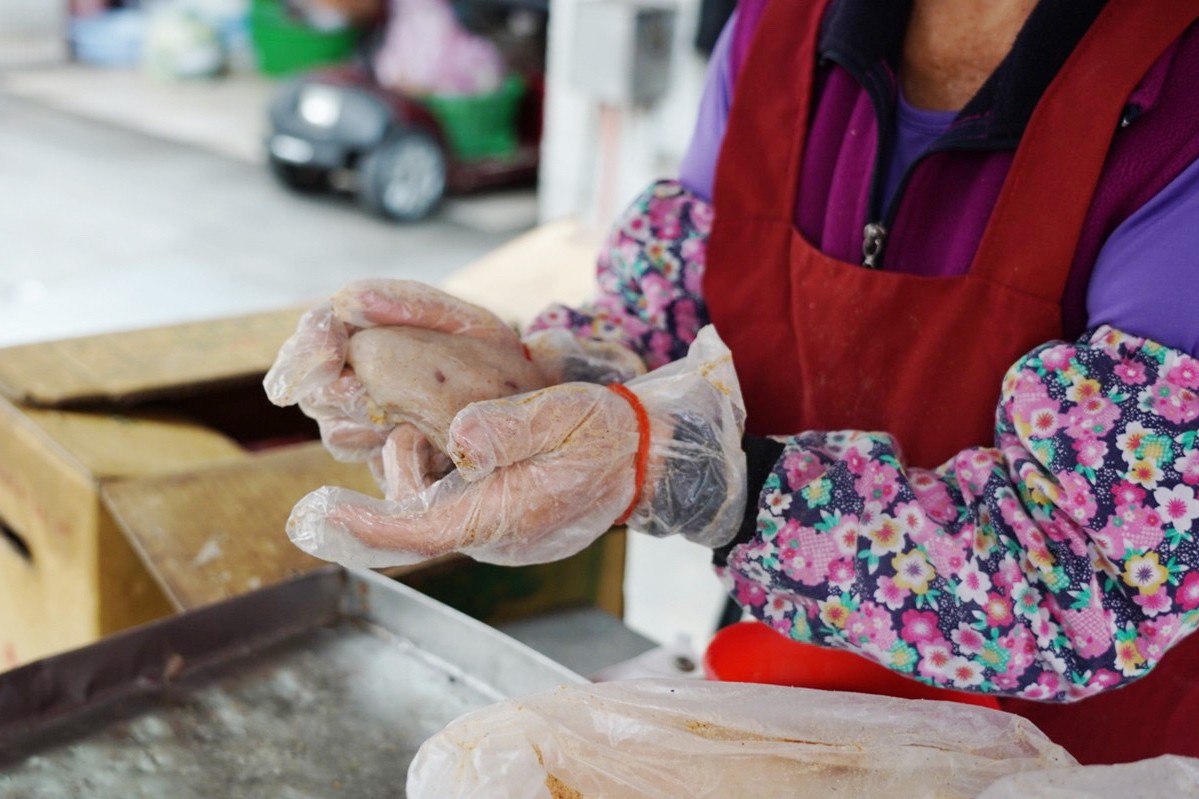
left=143, top=3, right=224, bottom=80
left=406, top=679, right=1076, bottom=798
left=976, top=755, right=1199, bottom=798
left=373, top=0, right=504, bottom=95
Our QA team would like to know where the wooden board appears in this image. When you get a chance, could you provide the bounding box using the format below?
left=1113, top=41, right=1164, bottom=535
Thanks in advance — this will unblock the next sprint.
left=20, top=405, right=246, bottom=479
left=100, top=442, right=378, bottom=610
left=0, top=306, right=308, bottom=406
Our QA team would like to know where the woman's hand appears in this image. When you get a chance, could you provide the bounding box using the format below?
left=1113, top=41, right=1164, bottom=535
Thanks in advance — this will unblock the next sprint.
left=264, top=279, right=551, bottom=493
left=285, top=326, right=748, bottom=567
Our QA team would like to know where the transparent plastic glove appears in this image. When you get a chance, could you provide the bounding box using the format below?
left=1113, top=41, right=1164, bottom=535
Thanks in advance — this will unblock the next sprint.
left=345, top=325, right=548, bottom=453
left=265, top=280, right=645, bottom=493
left=285, top=325, right=747, bottom=568
left=264, top=279, right=548, bottom=486
left=373, top=422, right=455, bottom=498
left=521, top=327, right=647, bottom=384
left=264, top=278, right=523, bottom=408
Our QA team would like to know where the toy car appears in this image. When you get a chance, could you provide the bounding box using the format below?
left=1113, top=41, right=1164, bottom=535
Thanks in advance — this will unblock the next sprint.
left=265, top=0, right=547, bottom=222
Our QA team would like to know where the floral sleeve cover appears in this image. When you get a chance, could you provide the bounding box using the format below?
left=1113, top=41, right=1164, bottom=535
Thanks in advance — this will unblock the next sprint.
left=719, top=327, right=1199, bottom=701
left=525, top=180, right=711, bottom=369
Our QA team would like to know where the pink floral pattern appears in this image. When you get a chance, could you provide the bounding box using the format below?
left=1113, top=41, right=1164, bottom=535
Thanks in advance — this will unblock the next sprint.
left=526, top=180, right=710, bottom=369
left=720, top=328, right=1199, bottom=700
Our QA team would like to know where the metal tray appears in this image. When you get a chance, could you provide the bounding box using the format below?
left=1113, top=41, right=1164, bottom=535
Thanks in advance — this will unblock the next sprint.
left=0, top=567, right=583, bottom=798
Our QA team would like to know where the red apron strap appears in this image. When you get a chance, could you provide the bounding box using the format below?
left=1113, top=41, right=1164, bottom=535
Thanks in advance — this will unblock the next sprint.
left=972, top=0, right=1199, bottom=300
left=712, top=0, right=831, bottom=220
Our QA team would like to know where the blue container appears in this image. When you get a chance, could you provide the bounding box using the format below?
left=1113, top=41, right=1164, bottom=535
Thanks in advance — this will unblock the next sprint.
left=71, top=8, right=146, bottom=67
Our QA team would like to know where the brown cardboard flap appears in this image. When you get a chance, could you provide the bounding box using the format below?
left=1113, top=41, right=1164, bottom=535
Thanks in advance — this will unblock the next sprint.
left=20, top=405, right=247, bottom=479
left=0, top=306, right=307, bottom=407
left=99, top=442, right=379, bottom=611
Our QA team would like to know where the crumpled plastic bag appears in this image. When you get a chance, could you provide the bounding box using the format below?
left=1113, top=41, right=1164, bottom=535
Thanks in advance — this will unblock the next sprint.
left=406, top=679, right=1076, bottom=798
left=373, top=0, right=504, bottom=95
left=976, top=755, right=1199, bottom=798
left=143, top=4, right=224, bottom=80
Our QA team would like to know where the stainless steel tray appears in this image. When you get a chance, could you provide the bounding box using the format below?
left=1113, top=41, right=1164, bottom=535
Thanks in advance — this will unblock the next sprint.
left=0, top=567, right=583, bottom=797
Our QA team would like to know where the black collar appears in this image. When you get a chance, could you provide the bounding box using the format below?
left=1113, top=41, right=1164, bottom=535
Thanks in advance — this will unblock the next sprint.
left=819, top=0, right=1109, bottom=145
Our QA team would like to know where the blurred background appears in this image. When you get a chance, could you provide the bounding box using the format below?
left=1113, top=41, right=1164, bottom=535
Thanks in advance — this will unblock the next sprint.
left=0, top=0, right=738, bottom=661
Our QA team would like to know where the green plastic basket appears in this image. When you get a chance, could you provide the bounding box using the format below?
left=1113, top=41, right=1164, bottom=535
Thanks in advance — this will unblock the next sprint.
left=250, top=0, right=358, bottom=77
left=421, top=75, right=527, bottom=161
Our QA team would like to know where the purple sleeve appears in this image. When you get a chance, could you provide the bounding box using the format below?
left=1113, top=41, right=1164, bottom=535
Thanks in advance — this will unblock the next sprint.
left=677, top=12, right=739, bottom=202
left=1086, top=155, right=1199, bottom=358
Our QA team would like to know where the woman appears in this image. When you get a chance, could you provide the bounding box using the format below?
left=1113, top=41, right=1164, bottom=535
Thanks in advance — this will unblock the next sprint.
left=268, top=0, right=1199, bottom=764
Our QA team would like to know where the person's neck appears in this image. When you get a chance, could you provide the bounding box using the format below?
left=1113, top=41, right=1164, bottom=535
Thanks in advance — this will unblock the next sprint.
left=901, top=0, right=1039, bottom=111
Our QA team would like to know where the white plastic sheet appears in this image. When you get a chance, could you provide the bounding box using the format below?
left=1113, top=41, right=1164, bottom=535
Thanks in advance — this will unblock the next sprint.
left=977, top=755, right=1199, bottom=798
left=406, top=679, right=1076, bottom=798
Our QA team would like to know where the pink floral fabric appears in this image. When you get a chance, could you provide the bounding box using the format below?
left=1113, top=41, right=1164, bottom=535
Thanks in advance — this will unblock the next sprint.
left=529, top=180, right=1199, bottom=700
left=721, top=328, right=1199, bottom=700
left=526, top=180, right=710, bottom=369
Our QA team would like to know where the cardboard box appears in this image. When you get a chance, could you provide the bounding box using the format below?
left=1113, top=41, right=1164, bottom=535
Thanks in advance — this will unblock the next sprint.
left=0, top=284, right=624, bottom=671
left=0, top=308, right=374, bottom=669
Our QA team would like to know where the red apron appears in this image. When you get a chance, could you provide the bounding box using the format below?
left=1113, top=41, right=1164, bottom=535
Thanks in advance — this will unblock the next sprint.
left=706, top=0, right=1199, bottom=764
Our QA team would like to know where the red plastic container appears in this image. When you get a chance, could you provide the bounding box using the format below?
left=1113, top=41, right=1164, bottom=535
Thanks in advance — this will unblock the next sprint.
left=704, top=621, right=1001, bottom=710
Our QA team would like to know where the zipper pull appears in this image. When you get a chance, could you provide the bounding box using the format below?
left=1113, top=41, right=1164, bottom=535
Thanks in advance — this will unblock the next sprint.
left=862, top=222, right=887, bottom=269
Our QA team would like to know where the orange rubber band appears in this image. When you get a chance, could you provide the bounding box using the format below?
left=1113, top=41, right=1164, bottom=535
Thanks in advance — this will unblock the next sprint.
left=607, top=383, right=650, bottom=526
left=521, top=343, right=533, bottom=361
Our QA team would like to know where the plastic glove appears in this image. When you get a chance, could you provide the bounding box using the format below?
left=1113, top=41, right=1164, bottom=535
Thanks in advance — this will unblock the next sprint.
left=265, top=279, right=645, bottom=494
left=263, top=279, right=534, bottom=490
left=521, top=326, right=648, bottom=385
left=264, top=278, right=524, bottom=407
left=286, top=325, right=747, bottom=567
left=345, top=325, right=548, bottom=452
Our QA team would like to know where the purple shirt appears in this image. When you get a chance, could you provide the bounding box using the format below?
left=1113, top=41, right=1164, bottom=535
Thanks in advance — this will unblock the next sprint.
left=679, top=13, right=1199, bottom=358
left=882, top=93, right=955, bottom=211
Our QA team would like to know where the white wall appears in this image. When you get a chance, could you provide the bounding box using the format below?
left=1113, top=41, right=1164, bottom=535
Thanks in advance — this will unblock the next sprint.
left=0, top=0, right=70, bottom=66
left=538, top=0, right=710, bottom=231
left=0, top=0, right=66, bottom=34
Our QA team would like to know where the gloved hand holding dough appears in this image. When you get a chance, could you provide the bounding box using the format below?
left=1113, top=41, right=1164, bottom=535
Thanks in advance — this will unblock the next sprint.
left=347, top=325, right=549, bottom=453
left=286, top=326, right=747, bottom=568
left=264, top=278, right=647, bottom=497
left=265, top=279, right=548, bottom=495
left=346, top=326, right=549, bottom=494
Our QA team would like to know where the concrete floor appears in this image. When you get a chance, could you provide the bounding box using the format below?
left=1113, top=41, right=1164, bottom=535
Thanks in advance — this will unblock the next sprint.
left=0, top=73, right=729, bottom=655
left=0, top=93, right=519, bottom=347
